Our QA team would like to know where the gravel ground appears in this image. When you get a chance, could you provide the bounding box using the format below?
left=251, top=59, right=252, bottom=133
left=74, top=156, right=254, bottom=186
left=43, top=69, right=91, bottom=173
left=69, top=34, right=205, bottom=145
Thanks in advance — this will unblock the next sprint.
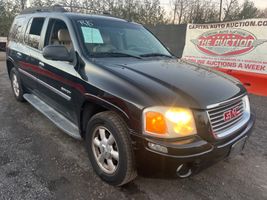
left=0, top=61, right=266, bottom=200
left=0, top=52, right=5, bottom=61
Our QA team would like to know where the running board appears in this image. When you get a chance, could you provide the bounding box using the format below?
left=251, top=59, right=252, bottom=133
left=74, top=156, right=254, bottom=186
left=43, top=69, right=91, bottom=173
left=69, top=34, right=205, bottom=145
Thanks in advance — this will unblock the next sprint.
left=23, top=94, right=81, bottom=140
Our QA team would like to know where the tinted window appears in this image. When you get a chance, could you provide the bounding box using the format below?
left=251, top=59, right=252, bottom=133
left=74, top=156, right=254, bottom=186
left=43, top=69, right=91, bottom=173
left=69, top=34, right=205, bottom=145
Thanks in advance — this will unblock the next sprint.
left=9, top=17, right=25, bottom=43
left=25, top=18, right=45, bottom=49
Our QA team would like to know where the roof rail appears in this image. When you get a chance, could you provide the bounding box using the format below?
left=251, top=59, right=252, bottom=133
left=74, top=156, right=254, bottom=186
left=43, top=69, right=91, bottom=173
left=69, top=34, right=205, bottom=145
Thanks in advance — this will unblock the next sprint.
left=20, top=5, right=67, bottom=14
left=103, top=12, right=111, bottom=16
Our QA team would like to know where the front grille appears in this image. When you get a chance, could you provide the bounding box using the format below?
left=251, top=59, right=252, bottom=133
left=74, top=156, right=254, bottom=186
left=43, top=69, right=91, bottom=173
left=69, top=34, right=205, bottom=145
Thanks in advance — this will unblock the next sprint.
left=207, top=98, right=245, bottom=138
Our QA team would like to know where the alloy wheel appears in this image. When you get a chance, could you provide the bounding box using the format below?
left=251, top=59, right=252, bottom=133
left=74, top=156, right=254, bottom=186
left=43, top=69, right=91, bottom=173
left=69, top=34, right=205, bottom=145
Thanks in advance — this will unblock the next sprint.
left=12, top=73, right=20, bottom=97
left=91, top=126, right=119, bottom=174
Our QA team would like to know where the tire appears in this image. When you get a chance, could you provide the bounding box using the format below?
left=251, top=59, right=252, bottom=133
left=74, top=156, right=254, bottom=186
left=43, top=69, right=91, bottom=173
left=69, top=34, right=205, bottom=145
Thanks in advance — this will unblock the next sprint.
left=85, top=111, right=137, bottom=186
left=10, top=68, right=25, bottom=102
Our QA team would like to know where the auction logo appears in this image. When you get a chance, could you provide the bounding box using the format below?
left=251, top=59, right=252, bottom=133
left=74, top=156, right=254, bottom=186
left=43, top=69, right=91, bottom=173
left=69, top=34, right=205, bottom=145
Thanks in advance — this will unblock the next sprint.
left=191, top=29, right=267, bottom=56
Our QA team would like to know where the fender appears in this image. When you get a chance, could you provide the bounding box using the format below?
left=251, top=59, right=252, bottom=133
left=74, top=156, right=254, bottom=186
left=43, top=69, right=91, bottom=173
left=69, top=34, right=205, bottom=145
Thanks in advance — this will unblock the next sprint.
left=78, top=92, right=132, bottom=138
left=84, top=93, right=129, bottom=119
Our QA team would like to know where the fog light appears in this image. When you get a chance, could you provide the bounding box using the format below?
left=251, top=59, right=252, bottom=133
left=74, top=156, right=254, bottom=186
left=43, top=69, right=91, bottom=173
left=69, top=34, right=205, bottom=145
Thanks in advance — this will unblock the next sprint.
left=148, top=142, right=168, bottom=153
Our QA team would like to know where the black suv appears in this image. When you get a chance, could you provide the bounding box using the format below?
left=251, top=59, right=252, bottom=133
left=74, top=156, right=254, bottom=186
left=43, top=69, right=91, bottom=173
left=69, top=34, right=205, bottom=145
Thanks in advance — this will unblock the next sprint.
left=6, top=6, right=255, bottom=186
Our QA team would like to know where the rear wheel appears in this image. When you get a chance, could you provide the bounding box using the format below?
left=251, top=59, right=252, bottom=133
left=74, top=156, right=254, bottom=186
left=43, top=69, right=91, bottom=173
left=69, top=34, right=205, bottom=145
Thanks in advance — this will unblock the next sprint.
left=10, top=68, right=24, bottom=102
left=85, top=111, right=137, bottom=186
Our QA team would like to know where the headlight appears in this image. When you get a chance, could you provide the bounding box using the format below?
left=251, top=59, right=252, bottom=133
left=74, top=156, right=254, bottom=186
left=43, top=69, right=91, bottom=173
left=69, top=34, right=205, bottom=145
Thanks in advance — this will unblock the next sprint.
left=143, top=106, right=197, bottom=138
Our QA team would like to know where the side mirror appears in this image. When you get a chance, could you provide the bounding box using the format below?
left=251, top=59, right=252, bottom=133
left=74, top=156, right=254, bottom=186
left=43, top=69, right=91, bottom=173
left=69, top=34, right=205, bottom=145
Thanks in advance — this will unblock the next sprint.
left=43, top=45, right=73, bottom=62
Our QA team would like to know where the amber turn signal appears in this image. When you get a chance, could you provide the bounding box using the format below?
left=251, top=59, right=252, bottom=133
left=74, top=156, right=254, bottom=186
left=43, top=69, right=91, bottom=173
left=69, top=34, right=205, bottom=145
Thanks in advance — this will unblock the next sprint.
left=145, top=111, right=167, bottom=134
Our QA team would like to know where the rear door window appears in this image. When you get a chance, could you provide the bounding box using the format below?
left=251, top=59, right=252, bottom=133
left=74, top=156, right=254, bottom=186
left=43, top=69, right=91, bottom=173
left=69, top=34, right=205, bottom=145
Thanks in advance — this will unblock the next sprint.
left=9, top=17, right=25, bottom=43
left=25, top=17, right=45, bottom=49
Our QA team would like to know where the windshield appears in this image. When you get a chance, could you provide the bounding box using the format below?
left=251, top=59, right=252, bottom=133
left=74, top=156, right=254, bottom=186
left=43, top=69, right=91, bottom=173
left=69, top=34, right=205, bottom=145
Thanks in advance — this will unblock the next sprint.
left=75, top=18, right=171, bottom=58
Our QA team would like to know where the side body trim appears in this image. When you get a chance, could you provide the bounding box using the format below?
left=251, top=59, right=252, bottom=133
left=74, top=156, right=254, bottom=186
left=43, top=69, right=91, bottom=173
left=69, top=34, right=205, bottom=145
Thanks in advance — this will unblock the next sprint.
left=18, top=68, right=71, bottom=101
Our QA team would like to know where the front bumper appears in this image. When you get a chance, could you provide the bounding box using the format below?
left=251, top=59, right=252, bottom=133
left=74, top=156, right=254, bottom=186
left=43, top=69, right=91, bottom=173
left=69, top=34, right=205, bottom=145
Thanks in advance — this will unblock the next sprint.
left=132, top=113, right=255, bottom=176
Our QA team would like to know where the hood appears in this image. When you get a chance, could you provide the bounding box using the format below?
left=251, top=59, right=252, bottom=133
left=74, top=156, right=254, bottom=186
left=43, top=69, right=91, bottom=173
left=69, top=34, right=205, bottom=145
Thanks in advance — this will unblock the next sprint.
left=93, top=58, right=246, bottom=109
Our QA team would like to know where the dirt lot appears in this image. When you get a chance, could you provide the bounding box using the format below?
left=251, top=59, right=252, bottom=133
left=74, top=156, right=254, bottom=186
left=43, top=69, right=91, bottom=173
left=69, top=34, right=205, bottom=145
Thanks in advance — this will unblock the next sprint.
left=0, top=61, right=266, bottom=200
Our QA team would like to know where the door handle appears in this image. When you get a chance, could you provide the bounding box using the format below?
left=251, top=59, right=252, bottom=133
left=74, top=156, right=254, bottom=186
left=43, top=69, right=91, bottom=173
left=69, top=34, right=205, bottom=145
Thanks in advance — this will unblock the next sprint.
left=39, top=61, right=45, bottom=67
left=16, top=52, right=22, bottom=57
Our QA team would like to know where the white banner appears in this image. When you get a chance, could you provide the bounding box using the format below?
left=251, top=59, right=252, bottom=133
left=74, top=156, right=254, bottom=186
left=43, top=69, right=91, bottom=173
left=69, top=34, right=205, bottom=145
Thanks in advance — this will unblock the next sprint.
left=0, top=37, right=7, bottom=43
left=182, top=19, right=267, bottom=75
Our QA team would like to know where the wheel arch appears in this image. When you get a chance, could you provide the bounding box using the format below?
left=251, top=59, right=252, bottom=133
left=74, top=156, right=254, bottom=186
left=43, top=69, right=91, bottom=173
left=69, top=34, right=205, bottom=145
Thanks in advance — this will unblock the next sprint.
left=79, top=96, right=130, bottom=139
left=6, top=58, right=16, bottom=78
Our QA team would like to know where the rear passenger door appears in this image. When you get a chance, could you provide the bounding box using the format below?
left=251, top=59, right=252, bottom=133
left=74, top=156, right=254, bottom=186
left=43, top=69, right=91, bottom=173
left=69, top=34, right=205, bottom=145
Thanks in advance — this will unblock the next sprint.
left=20, top=17, right=47, bottom=93
left=8, top=16, right=37, bottom=91
left=36, top=18, right=78, bottom=123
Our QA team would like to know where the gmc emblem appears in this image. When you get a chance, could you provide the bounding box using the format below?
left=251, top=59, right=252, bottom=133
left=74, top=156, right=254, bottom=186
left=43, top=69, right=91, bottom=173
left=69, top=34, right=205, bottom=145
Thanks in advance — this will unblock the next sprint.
left=223, top=107, right=240, bottom=122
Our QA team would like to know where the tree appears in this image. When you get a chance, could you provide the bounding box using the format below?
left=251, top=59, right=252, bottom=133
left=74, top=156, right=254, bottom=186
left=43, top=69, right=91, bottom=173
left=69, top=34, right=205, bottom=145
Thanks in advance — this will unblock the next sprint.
left=20, top=0, right=27, bottom=10
left=1, top=0, right=266, bottom=37
left=239, top=0, right=259, bottom=19
left=27, top=0, right=56, bottom=8
left=0, top=0, right=21, bottom=36
left=171, top=0, right=189, bottom=24
left=223, top=0, right=240, bottom=21
left=101, top=0, right=167, bottom=25
left=137, top=0, right=166, bottom=25
left=258, top=8, right=267, bottom=18
left=58, top=0, right=81, bottom=12
left=169, top=0, right=220, bottom=24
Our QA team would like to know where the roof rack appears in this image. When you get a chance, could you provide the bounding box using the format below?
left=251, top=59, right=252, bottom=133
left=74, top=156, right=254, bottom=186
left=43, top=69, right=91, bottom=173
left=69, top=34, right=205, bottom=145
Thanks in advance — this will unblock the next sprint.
left=20, top=5, right=67, bottom=14
left=103, top=12, right=112, bottom=16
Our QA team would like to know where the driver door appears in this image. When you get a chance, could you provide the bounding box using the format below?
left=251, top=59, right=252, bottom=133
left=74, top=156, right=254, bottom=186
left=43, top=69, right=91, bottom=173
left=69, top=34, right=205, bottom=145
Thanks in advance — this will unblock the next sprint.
left=37, top=18, right=78, bottom=123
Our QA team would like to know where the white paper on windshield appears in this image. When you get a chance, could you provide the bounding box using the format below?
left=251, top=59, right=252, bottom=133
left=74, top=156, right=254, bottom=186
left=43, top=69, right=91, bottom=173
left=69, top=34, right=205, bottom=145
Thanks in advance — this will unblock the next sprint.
left=81, top=26, right=103, bottom=44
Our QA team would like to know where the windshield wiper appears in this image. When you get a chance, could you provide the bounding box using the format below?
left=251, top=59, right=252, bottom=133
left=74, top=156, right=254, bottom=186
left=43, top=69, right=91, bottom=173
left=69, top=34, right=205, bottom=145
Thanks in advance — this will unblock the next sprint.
left=140, top=53, right=173, bottom=58
left=93, top=52, right=142, bottom=59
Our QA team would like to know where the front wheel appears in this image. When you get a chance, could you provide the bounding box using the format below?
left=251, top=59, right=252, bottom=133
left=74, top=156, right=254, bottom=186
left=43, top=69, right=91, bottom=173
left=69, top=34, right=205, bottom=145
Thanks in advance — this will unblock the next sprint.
left=85, top=111, right=137, bottom=186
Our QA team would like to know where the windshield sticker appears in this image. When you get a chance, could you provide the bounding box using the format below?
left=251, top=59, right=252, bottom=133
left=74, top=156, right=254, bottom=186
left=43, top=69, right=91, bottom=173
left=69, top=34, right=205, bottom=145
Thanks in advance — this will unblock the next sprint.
left=81, top=27, right=103, bottom=44
left=78, top=20, right=94, bottom=27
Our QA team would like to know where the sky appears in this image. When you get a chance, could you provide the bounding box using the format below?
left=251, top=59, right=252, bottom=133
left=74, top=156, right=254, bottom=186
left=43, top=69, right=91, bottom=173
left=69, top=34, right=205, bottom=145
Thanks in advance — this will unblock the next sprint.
left=160, top=0, right=267, bottom=10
